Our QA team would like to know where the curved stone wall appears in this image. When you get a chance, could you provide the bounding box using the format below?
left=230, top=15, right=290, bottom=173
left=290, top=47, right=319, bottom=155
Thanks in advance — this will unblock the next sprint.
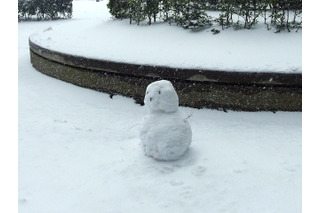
left=29, top=39, right=302, bottom=111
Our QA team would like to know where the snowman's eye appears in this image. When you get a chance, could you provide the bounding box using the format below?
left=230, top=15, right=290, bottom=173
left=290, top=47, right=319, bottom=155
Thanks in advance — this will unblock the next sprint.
left=146, top=91, right=149, bottom=94
left=158, top=90, right=161, bottom=94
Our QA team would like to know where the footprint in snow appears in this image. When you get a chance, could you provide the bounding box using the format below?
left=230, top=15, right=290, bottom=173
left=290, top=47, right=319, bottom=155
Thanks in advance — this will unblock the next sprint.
left=54, top=119, right=68, bottom=123
left=43, top=27, right=53, bottom=32
left=170, top=180, right=184, bottom=186
left=191, top=166, right=206, bottom=176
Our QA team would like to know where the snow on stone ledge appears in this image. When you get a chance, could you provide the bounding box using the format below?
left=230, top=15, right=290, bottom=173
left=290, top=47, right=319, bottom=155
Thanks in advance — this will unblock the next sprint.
left=29, top=12, right=302, bottom=73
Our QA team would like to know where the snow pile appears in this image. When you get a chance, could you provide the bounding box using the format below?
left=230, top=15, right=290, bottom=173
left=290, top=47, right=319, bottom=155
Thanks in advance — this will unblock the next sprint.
left=140, top=80, right=192, bottom=160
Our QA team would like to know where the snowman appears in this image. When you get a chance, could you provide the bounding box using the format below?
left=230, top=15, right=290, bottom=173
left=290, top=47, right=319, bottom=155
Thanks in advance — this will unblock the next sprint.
left=140, top=80, right=192, bottom=161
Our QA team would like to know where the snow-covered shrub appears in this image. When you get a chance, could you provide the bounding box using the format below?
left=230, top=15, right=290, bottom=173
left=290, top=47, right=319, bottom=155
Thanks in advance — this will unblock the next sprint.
left=107, top=0, right=160, bottom=25
left=166, top=0, right=212, bottom=29
left=106, top=0, right=302, bottom=33
left=55, top=0, right=73, bottom=19
left=145, top=0, right=160, bottom=25
left=107, top=0, right=213, bottom=30
left=160, top=0, right=172, bottom=22
left=215, top=0, right=263, bottom=30
left=215, top=0, right=234, bottom=29
left=18, top=0, right=28, bottom=20
left=129, top=0, right=147, bottom=25
left=18, top=0, right=36, bottom=20
left=18, top=0, right=73, bottom=21
left=173, top=0, right=212, bottom=30
left=206, top=0, right=219, bottom=11
left=269, top=0, right=302, bottom=32
left=214, top=0, right=302, bottom=32
left=107, top=0, right=130, bottom=20
left=232, top=0, right=262, bottom=29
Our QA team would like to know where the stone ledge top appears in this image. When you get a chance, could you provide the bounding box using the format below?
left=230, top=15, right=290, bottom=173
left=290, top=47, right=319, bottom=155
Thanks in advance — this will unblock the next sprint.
left=29, top=40, right=302, bottom=87
left=29, top=39, right=301, bottom=87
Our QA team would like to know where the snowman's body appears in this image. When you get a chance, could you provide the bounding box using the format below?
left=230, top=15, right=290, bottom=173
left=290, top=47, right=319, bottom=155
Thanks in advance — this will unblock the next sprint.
left=140, top=80, right=192, bottom=161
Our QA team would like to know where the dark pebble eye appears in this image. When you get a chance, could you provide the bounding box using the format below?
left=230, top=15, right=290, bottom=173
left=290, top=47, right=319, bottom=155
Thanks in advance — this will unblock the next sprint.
left=159, top=90, right=161, bottom=94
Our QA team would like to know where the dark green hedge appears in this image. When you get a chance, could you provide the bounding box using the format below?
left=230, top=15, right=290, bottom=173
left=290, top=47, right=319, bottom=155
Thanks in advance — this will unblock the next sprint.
left=107, top=0, right=302, bottom=33
left=107, top=0, right=212, bottom=29
left=215, top=0, right=302, bottom=32
left=18, top=0, right=73, bottom=21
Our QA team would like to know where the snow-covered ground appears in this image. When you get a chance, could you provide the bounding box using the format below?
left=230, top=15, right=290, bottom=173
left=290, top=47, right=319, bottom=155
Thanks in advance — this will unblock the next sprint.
left=29, top=0, right=302, bottom=73
left=16, top=1, right=302, bottom=213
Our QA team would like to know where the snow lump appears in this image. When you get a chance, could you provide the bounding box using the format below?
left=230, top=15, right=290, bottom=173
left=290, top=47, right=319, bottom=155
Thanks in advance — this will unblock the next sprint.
left=140, top=80, right=192, bottom=161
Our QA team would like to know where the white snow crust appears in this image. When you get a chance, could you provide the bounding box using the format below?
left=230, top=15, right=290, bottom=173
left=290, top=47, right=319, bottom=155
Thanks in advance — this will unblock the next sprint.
left=18, top=1, right=302, bottom=213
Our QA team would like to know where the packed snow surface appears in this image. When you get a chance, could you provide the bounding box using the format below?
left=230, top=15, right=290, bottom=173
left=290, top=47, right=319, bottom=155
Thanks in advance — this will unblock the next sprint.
left=19, top=1, right=301, bottom=213
left=29, top=0, right=302, bottom=73
left=140, top=80, right=192, bottom=160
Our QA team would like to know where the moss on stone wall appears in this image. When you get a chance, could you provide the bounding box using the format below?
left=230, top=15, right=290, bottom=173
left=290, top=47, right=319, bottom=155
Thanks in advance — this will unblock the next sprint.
left=30, top=49, right=302, bottom=112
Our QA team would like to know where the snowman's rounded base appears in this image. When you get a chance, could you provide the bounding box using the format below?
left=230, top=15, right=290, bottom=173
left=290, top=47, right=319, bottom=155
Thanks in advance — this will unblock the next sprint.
left=140, top=112, right=192, bottom=161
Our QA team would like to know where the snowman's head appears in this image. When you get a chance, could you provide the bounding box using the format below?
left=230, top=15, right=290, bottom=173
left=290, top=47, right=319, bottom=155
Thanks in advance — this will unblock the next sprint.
left=144, top=80, right=179, bottom=113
